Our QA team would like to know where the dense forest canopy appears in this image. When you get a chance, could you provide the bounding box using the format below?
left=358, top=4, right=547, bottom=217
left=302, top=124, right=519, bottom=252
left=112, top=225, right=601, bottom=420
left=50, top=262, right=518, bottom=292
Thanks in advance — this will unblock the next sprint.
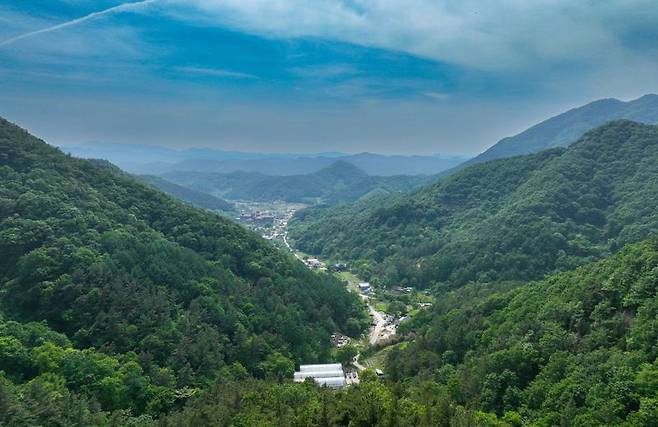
left=1, top=116, right=657, bottom=426
left=138, top=238, right=658, bottom=426
left=387, top=237, right=658, bottom=426
left=0, top=117, right=367, bottom=423
left=289, top=120, right=658, bottom=289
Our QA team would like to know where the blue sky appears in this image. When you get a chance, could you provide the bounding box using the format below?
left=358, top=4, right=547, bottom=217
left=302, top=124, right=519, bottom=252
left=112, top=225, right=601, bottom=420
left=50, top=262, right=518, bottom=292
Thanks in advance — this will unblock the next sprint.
left=1, top=0, right=657, bottom=155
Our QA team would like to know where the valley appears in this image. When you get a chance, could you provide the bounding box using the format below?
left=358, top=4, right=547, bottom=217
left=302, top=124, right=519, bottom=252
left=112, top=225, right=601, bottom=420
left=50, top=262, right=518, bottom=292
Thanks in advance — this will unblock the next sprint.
left=4, top=2, right=658, bottom=424
left=2, top=103, right=658, bottom=426
left=233, top=200, right=307, bottom=244
left=237, top=200, right=402, bottom=348
left=230, top=196, right=410, bottom=370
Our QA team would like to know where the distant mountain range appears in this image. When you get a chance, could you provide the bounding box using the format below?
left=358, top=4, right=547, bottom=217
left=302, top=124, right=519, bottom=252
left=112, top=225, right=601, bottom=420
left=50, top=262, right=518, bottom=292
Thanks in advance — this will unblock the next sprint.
left=60, top=142, right=468, bottom=177
left=161, top=160, right=433, bottom=204
left=444, top=93, right=658, bottom=175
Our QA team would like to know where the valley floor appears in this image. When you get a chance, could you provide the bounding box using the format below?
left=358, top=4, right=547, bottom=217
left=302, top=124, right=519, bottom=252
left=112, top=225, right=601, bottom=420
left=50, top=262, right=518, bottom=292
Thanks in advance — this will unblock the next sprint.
left=276, top=211, right=401, bottom=371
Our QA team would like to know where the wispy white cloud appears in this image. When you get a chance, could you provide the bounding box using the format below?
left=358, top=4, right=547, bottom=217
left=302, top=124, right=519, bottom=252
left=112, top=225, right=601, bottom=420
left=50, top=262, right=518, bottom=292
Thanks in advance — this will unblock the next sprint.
left=423, top=92, right=450, bottom=101
left=0, top=0, right=159, bottom=49
left=175, top=66, right=258, bottom=79
left=5, top=0, right=657, bottom=75
left=166, top=0, right=658, bottom=72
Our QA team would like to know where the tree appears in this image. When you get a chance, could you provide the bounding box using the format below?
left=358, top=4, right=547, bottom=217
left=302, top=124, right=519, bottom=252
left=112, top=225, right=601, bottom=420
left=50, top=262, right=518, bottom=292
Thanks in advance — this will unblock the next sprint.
left=257, top=353, right=294, bottom=382
left=336, top=345, right=357, bottom=366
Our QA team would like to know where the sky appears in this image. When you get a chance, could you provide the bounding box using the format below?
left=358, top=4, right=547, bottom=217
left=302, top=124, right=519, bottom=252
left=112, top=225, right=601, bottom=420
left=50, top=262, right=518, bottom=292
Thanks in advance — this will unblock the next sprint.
left=1, top=0, right=657, bottom=155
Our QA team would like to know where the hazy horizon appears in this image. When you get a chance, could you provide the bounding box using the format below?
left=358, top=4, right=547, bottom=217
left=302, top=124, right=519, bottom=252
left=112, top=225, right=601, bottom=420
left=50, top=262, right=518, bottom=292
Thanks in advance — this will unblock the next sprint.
left=2, top=1, right=658, bottom=155
left=57, top=139, right=473, bottom=158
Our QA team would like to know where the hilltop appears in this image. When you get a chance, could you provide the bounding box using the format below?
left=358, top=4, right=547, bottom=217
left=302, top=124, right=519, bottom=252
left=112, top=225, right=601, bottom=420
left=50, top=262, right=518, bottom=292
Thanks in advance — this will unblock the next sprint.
left=446, top=94, right=658, bottom=175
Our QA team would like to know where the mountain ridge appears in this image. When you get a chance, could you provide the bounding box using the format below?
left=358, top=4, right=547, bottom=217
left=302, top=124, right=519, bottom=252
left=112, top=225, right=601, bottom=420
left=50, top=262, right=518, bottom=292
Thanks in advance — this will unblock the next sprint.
left=61, top=142, right=468, bottom=177
left=162, top=160, right=432, bottom=204
left=289, top=120, right=658, bottom=288
left=138, top=175, right=235, bottom=213
left=443, top=94, right=658, bottom=176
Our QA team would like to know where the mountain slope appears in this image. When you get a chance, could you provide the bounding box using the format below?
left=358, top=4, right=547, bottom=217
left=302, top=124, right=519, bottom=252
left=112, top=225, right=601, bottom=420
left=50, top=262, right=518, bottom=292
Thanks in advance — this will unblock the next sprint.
left=289, top=120, right=658, bottom=288
left=0, top=117, right=366, bottom=419
left=138, top=175, right=235, bottom=212
left=388, top=237, right=658, bottom=425
left=151, top=238, right=658, bottom=426
left=449, top=94, right=658, bottom=175
left=163, top=160, right=432, bottom=204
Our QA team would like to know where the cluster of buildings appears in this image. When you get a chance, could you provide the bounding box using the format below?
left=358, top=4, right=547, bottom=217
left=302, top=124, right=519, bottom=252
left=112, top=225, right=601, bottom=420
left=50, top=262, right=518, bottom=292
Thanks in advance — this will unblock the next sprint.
left=238, top=212, right=275, bottom=226
left=235, top=203, right=300, bottom=242
left=330, top=332, right=350, bottom=348
left=381, top=313, right=395, bottom=327
left=304, top=258, right=326, bottom=270
left=329, top=263, right=348, bottom=272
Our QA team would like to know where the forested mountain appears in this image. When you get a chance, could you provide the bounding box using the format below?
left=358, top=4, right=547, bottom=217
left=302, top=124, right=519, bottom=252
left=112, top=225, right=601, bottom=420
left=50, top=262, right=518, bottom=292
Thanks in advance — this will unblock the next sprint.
left=138, top=175, right=235, bottom=213
left=289, top=120, right=658, bottom=288
left=155, top=238, right=658, bottom=425
left=2, top=117, right=657, bottom=426
left=388, top=237, right=658, bottom=425
left=162, top=161, right=432, bottom=204
left=0, top=117, right=366, bottom=423
left=447, top=94, right=658, bottom=175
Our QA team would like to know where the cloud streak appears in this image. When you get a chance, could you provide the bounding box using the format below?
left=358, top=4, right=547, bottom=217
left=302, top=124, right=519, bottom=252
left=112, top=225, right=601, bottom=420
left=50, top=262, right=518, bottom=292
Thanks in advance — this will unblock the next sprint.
left=176, top=66, right=258, bottom=79
left=0, top=0, right=159, bottom=49
left=169, top=0, right=658, bottom=71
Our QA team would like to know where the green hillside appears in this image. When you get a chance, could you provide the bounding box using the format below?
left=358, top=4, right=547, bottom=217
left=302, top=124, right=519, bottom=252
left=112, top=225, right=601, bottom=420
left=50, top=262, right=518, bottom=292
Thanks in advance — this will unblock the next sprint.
left=289, top=120, right=658, bottom=288
left=387, top=237, right=658, bottom=425
left=162, top=160, right=431, bottom=204
left=155, top=238, right=658, bottom=425
left=0, top=117, right=366, bottom=423
left=138, top=175, right=235, bottom=213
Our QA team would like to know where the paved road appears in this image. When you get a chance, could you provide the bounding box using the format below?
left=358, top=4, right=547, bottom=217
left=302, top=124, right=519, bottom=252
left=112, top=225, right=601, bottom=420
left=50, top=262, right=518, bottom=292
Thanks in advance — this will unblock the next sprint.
left=283, top=231, right=304, bottom=262
left=280, top=221, right=393, bottom=368
left=368, top=302, right=387, bottom=346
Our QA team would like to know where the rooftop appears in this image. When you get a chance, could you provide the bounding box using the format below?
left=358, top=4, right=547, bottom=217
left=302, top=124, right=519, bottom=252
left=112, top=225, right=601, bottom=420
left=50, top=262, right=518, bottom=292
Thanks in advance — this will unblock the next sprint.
left=293, top=363, right=346, bottom=388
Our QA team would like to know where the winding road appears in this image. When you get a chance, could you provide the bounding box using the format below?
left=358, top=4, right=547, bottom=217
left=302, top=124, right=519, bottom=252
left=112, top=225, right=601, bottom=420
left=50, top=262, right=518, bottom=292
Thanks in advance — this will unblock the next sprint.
left=283, top=231, right=304, bottom=261
left=281, top=221, right=393, bottom=370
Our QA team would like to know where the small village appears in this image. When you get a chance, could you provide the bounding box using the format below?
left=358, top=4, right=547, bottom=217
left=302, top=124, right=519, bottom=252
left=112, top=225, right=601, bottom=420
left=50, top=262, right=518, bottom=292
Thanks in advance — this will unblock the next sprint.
left=233, top=200, right=304, bottom=243
left=233, top=199, right=434, bottom=388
